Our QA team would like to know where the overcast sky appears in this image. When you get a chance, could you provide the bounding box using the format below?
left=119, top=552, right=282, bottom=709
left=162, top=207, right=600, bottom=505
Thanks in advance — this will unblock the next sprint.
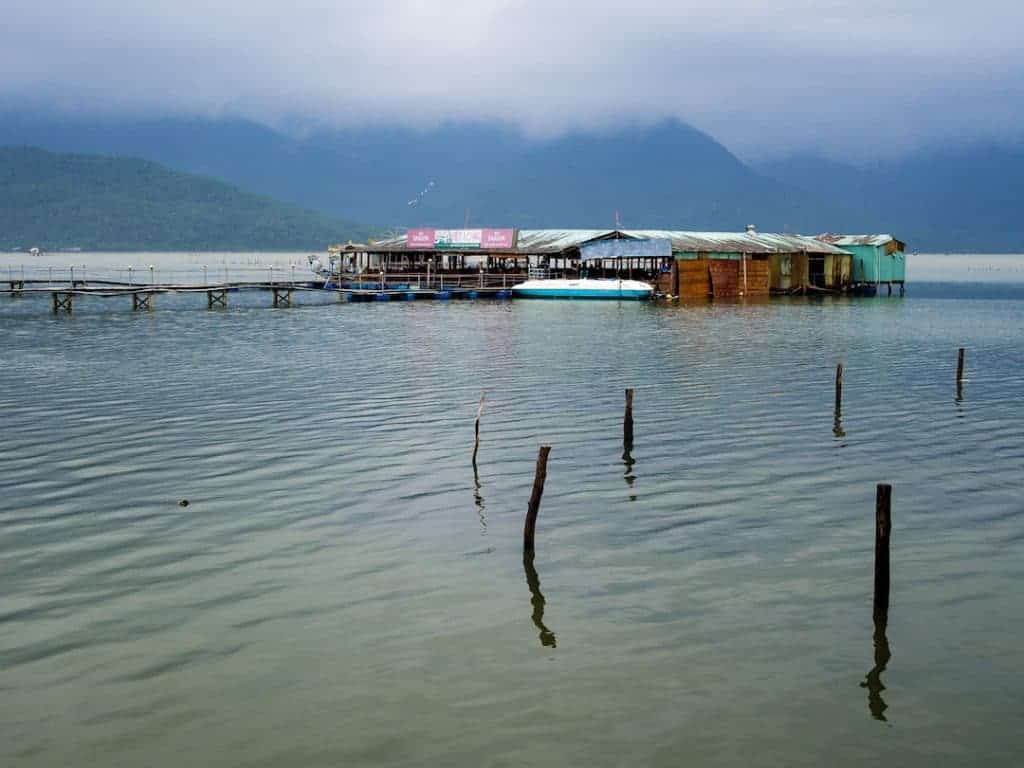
left=3, top=1, right=1022, bottom=158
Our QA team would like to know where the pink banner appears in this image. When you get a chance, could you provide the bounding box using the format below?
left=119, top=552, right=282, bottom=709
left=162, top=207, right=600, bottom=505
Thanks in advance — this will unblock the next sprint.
left=406, top=228, right=514, bottom=249
left=407, top=228, right=435, bottom=249
left=482, top=229, right=515, bottom=249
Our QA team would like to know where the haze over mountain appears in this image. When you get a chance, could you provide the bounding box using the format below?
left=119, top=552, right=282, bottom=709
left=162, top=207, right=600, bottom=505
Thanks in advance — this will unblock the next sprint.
left=4, top=113, right=1022, bottom=251
left=4, top=1, right=1023, bottom=160
left=0, top=146, right=368, bottom=251
left=758, top=146, right=1024, bottom=252
left=3, top=2, right=1023, bottom=251
left=0, top=114, right=843, bottom=232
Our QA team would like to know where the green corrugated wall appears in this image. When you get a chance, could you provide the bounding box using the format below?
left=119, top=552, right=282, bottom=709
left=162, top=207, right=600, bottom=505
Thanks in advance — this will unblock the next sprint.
left=846, top=244, right=906, bottom=283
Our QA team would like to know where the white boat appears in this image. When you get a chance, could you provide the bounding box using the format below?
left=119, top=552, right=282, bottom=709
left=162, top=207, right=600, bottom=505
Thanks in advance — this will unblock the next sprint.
left=512, top=277, right=653, bottom=300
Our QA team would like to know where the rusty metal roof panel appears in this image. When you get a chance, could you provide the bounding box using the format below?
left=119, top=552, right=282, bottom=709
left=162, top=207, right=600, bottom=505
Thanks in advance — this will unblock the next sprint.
left=815, top=233, right=898, bottom=247
left=371, top=234, right=408, bottom=249
left=368, top=229, right=852, bottom=255
left=514, top=229, right=617, bottom=251
left=623, top=230, right=851, bottom=255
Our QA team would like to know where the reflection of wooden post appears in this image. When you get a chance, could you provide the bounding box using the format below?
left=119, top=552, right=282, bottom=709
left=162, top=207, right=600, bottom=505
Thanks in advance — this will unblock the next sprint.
left=523, top=551, right=557, bottom=648
left=874, top=484, right=892, bottom=616
left=835, top=363, right=843, bottom=412
left=523, top=446, right=551, bottom=554
left=624, top=388, right=634, bottom=448
left=833, top=364, right=846, bottom=438
left=472, top=391, right=486, bottom=467
left=861, top=609, right=892, bottom=721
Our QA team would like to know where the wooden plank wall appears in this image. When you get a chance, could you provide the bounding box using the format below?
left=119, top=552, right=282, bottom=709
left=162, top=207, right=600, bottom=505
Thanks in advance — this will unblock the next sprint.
left=744, top=259, right=770, bottom=295
left=709, top=261, right=740, bottom=296
left=676, top=260, right=711, bottom=298
left=676, top=258, right=770, bottom=297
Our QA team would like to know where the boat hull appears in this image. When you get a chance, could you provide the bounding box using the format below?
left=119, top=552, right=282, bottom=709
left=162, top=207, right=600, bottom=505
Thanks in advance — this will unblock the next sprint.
left=512, top=279, right=653, bottom=300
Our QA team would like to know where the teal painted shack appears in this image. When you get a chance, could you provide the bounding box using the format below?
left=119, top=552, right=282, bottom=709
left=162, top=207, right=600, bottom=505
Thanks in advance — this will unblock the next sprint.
left=815, top=234, right=906, bottom=292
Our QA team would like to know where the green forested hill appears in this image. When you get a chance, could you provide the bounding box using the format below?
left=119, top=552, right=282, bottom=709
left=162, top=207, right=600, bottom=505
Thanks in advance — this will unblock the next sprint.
left=0, top=146, right=372, bottom=250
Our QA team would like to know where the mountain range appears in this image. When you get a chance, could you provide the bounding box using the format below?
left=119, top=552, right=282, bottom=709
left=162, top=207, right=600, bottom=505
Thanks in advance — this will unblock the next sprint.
left=1, top=112, right=1021, bottom=251
left=0, top=146, right=369, bottom=251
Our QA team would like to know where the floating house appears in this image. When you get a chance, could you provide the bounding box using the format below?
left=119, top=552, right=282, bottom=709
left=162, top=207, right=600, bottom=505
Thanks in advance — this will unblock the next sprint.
left=363, top=228, right=856, bottom=296
left=515, top=228, right=851, bottom=297
left=349, top=228, right=884, bottom=298
left=815, top=234, right=906, bottom=294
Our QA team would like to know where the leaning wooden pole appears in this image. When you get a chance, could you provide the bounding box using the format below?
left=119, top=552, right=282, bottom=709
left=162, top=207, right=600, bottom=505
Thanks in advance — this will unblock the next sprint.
left=523, top=445, right=552, bottom=554
left=623, top=388, right=634, bottom=448
left=835, top=363, right=843, bottom=412
left=956, top=347, right=965, bottom=387
left=874, top=483, right=892, bottom=617
left=472, top=391, right=486, bottom=467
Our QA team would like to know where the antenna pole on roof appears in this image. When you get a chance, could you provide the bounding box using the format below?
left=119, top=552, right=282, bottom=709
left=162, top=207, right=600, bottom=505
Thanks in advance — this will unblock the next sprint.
left=615, top=210, right=621, bottom=228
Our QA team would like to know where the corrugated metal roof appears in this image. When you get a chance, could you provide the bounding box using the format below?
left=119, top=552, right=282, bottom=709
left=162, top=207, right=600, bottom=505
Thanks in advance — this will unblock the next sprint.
left=370, top=229, right=851, bottom=255
left=621, top=230, right=850, bottom=255
left=815, top=233, right=898, bottom=247
left=515, top=229, right=614, bottom=251
left=372, top=234, right=410, bottom=249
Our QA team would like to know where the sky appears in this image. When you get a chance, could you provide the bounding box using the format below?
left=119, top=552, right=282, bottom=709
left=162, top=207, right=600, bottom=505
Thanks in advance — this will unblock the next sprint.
left=2, top=0, right=1023, bottom=159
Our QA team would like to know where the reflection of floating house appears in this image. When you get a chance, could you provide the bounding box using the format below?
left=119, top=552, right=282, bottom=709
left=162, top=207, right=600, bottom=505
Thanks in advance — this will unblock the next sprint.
left=815, top=234, right=906, bottom=295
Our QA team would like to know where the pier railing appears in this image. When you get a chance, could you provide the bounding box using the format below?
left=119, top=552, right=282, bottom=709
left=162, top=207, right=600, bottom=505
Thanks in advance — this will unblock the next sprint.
left=3, top=264, right=313, bottom=288
left=4, top=265, right=531, bottom=290
left=341, top=272, right=529, bottom=290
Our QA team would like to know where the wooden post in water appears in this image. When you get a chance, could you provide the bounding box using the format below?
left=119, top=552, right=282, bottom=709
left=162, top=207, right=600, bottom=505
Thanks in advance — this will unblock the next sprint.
left=523, top=445, right=552, bottom=554
left=472, top=391, right=486, bottom=467
left=956, top=347, right=965, bottom=388
left=874, top=483, right=892, bottom=617
left=835, top=363, right=844, bottom=412
left=623, top=388, right=634, bottom=448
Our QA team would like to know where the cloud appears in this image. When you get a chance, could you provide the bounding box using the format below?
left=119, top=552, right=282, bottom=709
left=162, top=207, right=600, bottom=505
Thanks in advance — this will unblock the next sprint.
left=2, top=0, right=1022, bottom=157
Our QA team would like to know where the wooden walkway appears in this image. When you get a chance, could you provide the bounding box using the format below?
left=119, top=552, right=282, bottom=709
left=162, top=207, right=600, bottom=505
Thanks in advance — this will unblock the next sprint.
left=1, top=277, right=515, bottom=312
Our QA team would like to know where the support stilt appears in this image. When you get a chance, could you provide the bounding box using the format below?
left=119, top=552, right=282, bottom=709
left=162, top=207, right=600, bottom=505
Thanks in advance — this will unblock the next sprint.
left=273, top=287, right=293, bottom=308
left=52, top=292, right=73, bottom=313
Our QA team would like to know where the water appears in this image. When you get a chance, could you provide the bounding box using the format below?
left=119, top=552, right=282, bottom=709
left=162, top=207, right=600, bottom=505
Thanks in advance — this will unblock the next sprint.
left=2, top=255, right=1024, bottom=766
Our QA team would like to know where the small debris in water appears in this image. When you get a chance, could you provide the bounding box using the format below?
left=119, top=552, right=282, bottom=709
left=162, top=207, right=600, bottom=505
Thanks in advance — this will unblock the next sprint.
left=178, top=499, right=190, bottom=507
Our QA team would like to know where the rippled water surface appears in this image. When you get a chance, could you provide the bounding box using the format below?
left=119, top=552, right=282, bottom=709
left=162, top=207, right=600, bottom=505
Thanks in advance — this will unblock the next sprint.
left=2, top=275, right=1024, bottom=766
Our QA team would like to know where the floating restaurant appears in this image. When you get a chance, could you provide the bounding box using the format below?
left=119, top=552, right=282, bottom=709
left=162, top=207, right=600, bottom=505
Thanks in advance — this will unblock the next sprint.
left=326, top=227, right=905, bottom=298
left=4, top=228, right=907, bottom=314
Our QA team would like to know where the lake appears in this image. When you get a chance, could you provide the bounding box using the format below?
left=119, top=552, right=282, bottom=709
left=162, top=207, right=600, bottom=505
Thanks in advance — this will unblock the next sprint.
left=2, top=253, right=1023, bottom=766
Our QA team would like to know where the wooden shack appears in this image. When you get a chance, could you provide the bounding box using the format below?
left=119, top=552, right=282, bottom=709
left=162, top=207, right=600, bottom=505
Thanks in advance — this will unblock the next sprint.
left=815, top=234, right=906, bottom=295
left=767, top=251, right=853, bottom=293
left=659, top=230, right=849, bottom=297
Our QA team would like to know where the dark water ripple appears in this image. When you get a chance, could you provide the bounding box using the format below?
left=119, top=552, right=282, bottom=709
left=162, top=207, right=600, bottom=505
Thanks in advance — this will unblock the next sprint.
left=2, top=289, right=1024, bottom=766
